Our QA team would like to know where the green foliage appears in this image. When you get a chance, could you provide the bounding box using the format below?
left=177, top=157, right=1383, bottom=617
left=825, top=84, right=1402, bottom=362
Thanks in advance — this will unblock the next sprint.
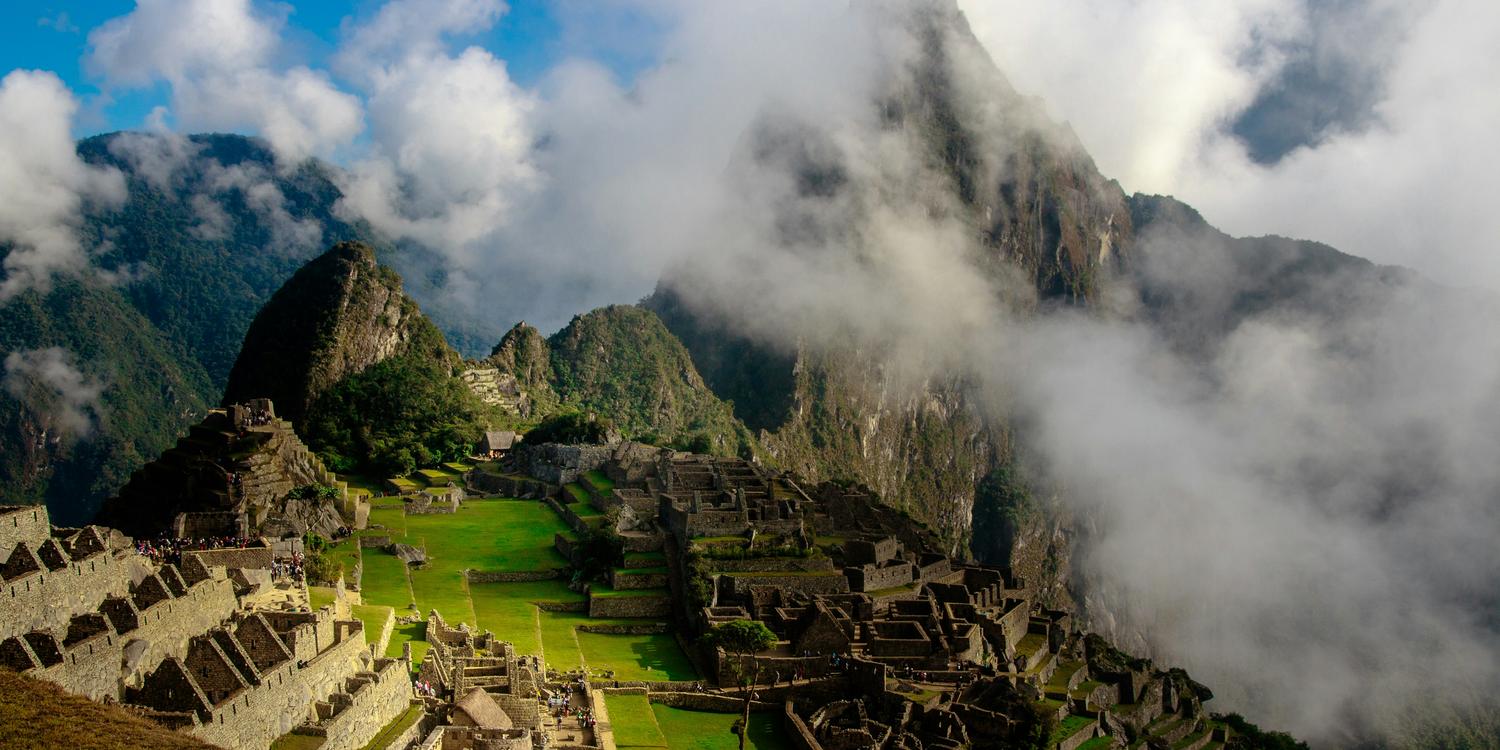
left=0, top=281, right=214, bottom=524
left=525, top=410, right=614, bottom=445
left=970, top=462, right=1036, bottom=564
left=304, top=353, right=490, bottom=477
left=288, top=484, right=340, bottom=502
left=546, top=305, right=754, bottom=456
left=702, top=620, right=777, bottom=660
left=301, top=533, right=341, bottom=584
left=1218, top=714, right=1309, bottom=750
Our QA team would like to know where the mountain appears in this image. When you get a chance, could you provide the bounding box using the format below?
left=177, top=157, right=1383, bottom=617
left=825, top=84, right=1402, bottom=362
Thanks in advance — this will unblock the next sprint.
left=222, top=241, right=490, bottom=478
left=0, top=133, right=505, bottom=523
left=221, top=240, right=456, bottom=424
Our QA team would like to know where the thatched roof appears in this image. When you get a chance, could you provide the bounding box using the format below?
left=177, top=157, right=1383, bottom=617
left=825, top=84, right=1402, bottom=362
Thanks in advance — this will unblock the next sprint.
left=454, top=687, right=512, bottom=729
left=482, top=431, right=516, bottom=451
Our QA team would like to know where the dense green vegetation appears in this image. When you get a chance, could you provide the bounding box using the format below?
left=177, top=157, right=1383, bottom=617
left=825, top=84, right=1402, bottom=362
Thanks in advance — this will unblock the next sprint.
left=970, top=463, right=1036, bottom=565
left=304, top=353, right=490, bottom=476
left=546, top=306, right=754, bottom=457
left=1218, top=713, right=1309, bottom=750
left=0, top=281, right=213, bottom=523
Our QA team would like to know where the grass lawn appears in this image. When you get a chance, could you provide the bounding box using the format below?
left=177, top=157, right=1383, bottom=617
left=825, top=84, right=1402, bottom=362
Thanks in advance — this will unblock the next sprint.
left=415, top=468, right=461, bottom=486
left=442, top=462, right=474, bottom=473
left=366, top=505, right=408, bottom=535
left=308, top=586, right=336, bottom=610
left=386, top=621, right=428, bottom=665
left=387, top=477, right=421, bottom=493
left=1054, top=715, right=1096, bottom=743
left=359, top=705, right=423, bottom=750
left=1077, top=737, right=1115, bottom=750
left=408, top=564, right=475, bottom=624
left=590, top=583, right=668, bottom=598
left=405, top=499, right=569, bottom=573
left=338, top=499, right=693, bottom=685
left=360, top=550, right=415, bottom=608
left=470, top=580, right=583, bottom=655
left=582, top=470, right=615, bottom=494
left=564, top=483, right=590, bottom=502
left=650, top=705, right=788, bottom=750
left=577, top=631, right=697, bottom=681
left=351, top=604, right=393, bottom=645
left=269, top=733, right=325, bottom=750
left=605, top=694, right=667, bottom=748
left=566, top=501, right=604, bottom=519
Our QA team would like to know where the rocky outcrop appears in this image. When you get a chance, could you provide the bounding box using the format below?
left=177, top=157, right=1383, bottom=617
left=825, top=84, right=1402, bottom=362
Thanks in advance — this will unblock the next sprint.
left=221, top=241, right=455, bottom=424
left=98, top=400, right=352, bottom=538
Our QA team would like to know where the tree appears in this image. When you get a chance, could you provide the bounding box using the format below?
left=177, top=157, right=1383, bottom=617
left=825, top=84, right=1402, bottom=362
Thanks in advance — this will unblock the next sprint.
left=702, top=620, right=777, bottom=750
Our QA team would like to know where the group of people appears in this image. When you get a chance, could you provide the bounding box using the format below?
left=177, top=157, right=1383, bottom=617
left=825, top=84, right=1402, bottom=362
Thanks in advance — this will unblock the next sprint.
left=414, top=679, right=439, bottom=698
left=272, top=553, right=305, bottom=581
left=135, top=534, right=252, bottom=567
left=242, top=407, right=274, bottom=428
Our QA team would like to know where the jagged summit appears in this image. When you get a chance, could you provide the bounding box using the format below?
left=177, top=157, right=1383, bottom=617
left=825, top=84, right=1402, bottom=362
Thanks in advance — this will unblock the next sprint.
left=221, top=241, right=454, bottom=425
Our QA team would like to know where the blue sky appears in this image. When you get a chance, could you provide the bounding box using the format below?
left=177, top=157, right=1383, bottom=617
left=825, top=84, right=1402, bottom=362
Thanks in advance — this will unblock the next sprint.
left=0, top=1, right=652, bottom=137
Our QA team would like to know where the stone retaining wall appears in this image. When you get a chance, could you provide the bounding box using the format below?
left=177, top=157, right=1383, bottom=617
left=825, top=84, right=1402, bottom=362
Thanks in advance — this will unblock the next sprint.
left=537, top=600, right=589, bottom=613
left=784, top=701, right=823, bottom=750
left=649, top=692, right=777, bottom=713
left=609, top=570, right=668, bottom=590
left=588, top=594, right=671, bottom=619
left=308, top=658, right=415, bottom=750
left=182, top=546, right=273, bottom=571
left=464, top=569, right=564, bottom=583
left=723, top=574, right=849, bottom=597
left=703, top=557, right=835, bottom=573
left=576, top=622, right=668, bottom=635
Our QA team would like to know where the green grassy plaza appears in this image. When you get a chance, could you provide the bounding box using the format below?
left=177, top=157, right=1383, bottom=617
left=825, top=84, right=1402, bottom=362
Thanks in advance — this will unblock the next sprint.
left=321, top=496, right=698, bottom=682
left=605, top=693, right=790, bottom=750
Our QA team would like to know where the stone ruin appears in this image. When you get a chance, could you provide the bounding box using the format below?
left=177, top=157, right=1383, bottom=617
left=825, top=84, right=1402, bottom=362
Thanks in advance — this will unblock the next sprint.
left=489, top=442, right=1249, bottom=750
left=1, top=503, right=413, bottom=750
left=99, top=399, right=367, bottom=540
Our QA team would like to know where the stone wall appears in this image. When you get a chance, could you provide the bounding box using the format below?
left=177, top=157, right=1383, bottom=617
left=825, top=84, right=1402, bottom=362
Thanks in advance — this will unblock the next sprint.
left=845, top=562, right=914, bottom=593
left=3, top=544, right=132, bottom=640
left=182, top=546, right=273, bottom=571
left=464, top=471, right=551, bottom=500
left=575, top=622, right=669, bottom=635
left=554, top=533, right=581, bottom=564
left=588, top=594, right=671, bottom=619
left=609, top=569, right=668, bottom=590
left=465, top=569, right=563, bottom=583
left=649, top=692, right=778, bottom=713
left=784, top=701, right=824, bottom=750
left=185, top=614, right=373, bottom=750
left=0, top=505, right=50, bottom=560
left=307, top=659, right=415, bottom=750
left=703, top=558, right=835, bottom=574
left=723, top=574, right=850, bottom=597
left=517, top=444, right=613, bottom=486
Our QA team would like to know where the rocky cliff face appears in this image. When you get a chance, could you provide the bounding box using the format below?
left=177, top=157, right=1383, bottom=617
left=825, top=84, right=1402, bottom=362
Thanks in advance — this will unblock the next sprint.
left=483, top=322, right=558, bottom=416
left=482, top=306, right=753, bottom=455
left=221, top=241, right=455, bottom=425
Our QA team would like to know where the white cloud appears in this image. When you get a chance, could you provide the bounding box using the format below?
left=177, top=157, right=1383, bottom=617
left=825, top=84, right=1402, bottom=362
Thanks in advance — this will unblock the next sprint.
left=956, top=0, right=1500, bottom=289
left=0, top=70, right=127, bottom=300
left=335, top=0, right=507, bottom=83
left=3, top=347, right=104, bottom=439
left=338, top=46, right=537, bottom=255
left=87, top=0, right=362, bottom=161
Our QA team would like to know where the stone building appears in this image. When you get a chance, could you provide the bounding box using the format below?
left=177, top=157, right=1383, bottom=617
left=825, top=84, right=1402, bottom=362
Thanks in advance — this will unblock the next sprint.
left=0, top=504, right=413, bottom=750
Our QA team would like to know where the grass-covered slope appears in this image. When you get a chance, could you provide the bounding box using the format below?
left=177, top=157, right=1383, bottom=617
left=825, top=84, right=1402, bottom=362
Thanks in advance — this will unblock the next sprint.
left=0, top=668, right=219, bottom=750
